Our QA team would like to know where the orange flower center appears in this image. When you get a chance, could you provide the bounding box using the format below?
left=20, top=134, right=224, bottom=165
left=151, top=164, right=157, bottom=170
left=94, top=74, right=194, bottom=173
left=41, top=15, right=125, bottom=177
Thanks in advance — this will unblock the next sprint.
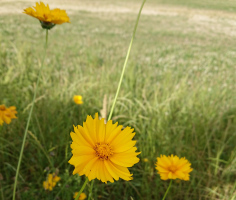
left=0, top=105, right=6, bottom=111
left=43, top=14, right=48, bottom=20
left=169, top=166, right=177, bottom=173
left=94, top=143, right=113, bottom=160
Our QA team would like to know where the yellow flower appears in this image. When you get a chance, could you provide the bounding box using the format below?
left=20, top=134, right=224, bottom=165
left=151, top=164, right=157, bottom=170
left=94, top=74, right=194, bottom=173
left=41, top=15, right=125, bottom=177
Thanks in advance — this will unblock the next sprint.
left=68, top=113, right=140, bottom=183
left=73, top=95, right=83, bottom=105
left=23, top=2, right=70, bottom=29
left=143, top=158, right=149, bottom=162
left=43, top=173, right=60, bottom=191
left=73, top=192, right=87, bottom=200
left=155, top=155, right=193, bottom=181
left=0, top=105, right=17, bottom=125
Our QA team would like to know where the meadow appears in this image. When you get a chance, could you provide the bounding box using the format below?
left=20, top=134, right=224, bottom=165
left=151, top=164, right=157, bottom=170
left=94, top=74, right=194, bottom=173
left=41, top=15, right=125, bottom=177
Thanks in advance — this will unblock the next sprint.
left=0, top=0, right=236, bottom=199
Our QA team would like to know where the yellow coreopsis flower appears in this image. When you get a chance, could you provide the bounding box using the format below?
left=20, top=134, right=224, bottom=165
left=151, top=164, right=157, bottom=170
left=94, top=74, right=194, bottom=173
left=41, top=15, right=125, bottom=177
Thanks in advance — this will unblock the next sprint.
left=143, top=158, right=149, bottom=162
left=69, top=113, right=140, bottom=183
left=73, top=192, right=87, bottom=200
left=155, top=155, right=193, bottom=181
left=0, top=105, right=17, bottom=125
left=73, top=95, right=83, bottom=105
left=23, top=2, right=70, bottom=29
left=43, top=173, right=61, bottom=191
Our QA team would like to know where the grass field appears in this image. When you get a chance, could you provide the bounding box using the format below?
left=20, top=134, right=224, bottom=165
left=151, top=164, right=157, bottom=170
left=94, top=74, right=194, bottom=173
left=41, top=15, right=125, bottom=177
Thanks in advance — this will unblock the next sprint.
left=0, top=0, right=236, bottom=199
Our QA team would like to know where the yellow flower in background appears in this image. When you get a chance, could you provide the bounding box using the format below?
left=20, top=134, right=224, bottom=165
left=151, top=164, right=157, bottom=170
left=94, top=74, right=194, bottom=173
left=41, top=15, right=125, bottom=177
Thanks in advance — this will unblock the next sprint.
left=69, top=113, right=140, bottom=183
left=73, top=95, right=83, bottom=105
left=73, top=192, right=87, bottom=200
left=23, top=2, right=70, bottom=29
left=143, top=158, right=149, bottom=162
left=43, top=173, right=60, bottom=191
left=155, top=155, right=193, bottom=181
left=0, top=105, right=17, bottom=125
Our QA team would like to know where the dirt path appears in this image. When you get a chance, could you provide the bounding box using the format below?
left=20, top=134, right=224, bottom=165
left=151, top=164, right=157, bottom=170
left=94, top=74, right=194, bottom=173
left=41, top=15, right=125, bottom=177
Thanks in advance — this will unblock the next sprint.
left=1, top=0, right=236, bottom=36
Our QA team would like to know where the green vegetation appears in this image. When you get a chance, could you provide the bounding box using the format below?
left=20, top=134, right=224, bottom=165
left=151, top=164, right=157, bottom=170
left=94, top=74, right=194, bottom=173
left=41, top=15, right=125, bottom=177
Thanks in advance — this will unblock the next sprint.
left=0, top=0, right=235, bottom=199
left=155, top=0, right=236, bottom=12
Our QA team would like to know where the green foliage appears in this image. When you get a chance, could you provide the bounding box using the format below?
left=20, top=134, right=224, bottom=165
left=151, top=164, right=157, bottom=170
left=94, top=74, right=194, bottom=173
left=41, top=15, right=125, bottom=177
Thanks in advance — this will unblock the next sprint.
left=0, top=0, right=236, bottom=199
left=152, top=0, right=236, bottom=12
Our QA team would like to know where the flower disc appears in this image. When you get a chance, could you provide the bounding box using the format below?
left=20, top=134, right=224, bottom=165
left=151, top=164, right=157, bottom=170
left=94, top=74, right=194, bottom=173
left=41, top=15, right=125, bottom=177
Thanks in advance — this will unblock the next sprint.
left=156, top=155, right=193, bottom=181
left=0, top=105, right=17, bottom=125
left=69, top=113, right=140, bottom=183
left=23, top=2, right=70, bottom=26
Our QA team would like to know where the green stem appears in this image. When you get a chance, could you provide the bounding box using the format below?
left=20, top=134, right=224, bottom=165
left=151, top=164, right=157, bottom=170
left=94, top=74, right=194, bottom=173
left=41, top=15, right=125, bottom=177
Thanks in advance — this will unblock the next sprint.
left=75, top=178, right=89, bottom=200
left=162, top=180, right=173, bottom=200
left=73, top=0, right=146, bottom=198
left=12, top=29, right=49, bottom=200
left=88, top=179, right=94, bottom=200
left=107, top=0, right=146, bottom=121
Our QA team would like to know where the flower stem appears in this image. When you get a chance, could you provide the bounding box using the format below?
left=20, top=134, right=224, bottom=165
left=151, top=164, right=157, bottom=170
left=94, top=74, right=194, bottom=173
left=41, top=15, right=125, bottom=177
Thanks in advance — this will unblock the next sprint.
left=75, top=178, right=89, bottom=200
left=12, top=29, right=49, bottom=200
left=107, top=0, right=146, bottom=121
left=162, top=180, right=173, bottom=200
left=88, top=178, right=94, bottom=200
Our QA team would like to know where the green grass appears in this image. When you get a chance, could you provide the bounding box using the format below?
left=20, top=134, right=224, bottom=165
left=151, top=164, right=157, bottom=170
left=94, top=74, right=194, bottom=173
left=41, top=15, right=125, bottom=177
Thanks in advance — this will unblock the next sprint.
left=154, top=0, right=236, bottom=12
left=0, top=0, right=236, bottom=199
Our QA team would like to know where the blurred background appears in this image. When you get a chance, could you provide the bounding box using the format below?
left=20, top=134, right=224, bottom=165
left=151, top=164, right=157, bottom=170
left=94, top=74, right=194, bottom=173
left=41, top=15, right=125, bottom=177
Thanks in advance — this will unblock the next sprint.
left=0, top=0, right=236, bottom=199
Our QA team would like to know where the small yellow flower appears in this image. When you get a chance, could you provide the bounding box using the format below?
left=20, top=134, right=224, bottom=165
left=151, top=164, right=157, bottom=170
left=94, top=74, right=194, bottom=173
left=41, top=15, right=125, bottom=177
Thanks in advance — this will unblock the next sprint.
left=0, top=105, right=17, bottom=125
left=73, top=95, right=83, bottom=105
left=73, top=192, right=87, bottom=200
left=143, top=158, right=149, bottom=162
left=23, top=2, right=70, bottom=29
left=69, top=113, right=140, bottom=183
left=155, top=155, right=193, bottom=181
left=43, top=173, right=60, bottom=191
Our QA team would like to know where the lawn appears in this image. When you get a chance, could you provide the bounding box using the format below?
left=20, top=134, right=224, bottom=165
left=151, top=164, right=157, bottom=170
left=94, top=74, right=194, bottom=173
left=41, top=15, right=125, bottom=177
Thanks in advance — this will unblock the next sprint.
left=0, top=0, right=236, bottom=199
